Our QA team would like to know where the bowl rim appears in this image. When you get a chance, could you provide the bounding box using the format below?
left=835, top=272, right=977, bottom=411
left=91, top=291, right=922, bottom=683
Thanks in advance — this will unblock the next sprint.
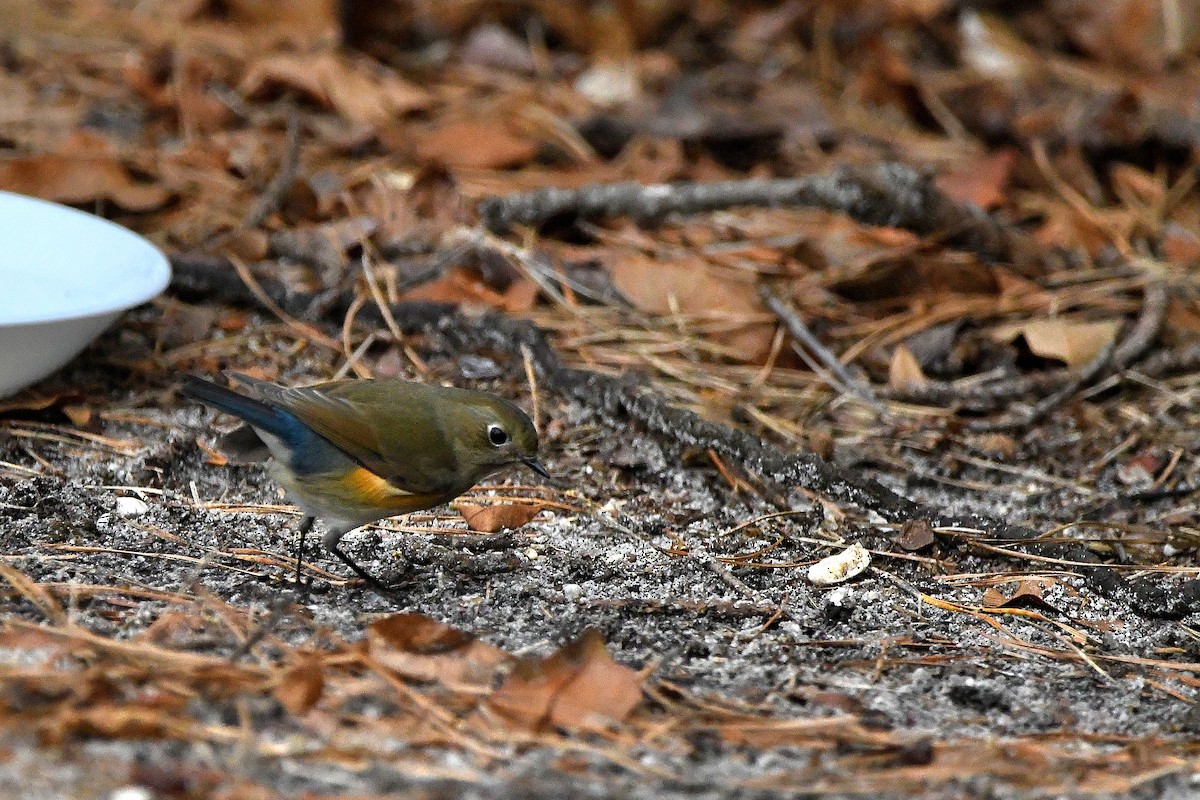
left=0, top=190, right=171, bottom=327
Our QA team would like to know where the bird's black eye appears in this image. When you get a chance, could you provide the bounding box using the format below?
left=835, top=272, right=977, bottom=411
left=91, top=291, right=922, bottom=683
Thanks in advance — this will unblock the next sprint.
left=487, top=424, right=509, bottom=446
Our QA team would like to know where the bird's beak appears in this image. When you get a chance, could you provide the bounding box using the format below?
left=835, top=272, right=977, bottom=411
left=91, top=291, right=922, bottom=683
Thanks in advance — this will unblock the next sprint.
left=522, top=458, right=551, bottom=479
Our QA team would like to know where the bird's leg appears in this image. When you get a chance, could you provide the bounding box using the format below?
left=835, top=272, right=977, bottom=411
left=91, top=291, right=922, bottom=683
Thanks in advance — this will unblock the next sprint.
left=294, top=515, right=315, bottom=588
left=322, top=527, right=400, bottom=596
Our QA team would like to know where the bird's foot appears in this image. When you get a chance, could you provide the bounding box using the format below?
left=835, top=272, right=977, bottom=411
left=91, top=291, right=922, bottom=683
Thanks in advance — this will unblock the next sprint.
left=328, top=545, right=410, bottom=598
left=343, top=570, right=412, bottom=595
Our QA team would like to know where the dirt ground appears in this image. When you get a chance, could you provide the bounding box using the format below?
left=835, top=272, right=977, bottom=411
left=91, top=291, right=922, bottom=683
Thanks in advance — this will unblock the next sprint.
left=2, top=306, right=1200, bottom=799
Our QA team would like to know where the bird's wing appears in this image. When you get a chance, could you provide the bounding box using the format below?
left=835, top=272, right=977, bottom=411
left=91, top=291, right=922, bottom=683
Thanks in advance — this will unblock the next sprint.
left=273, top=383, right=445, bottom=494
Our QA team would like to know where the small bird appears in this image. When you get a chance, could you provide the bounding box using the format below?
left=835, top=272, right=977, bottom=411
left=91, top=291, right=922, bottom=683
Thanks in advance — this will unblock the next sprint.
left=181, top=372, right=549, bottom=592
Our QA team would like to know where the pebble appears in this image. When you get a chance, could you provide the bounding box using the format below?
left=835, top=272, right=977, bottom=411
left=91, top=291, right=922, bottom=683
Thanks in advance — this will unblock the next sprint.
left=115, top=497, right=149, bottom=517
left=807, top=543, right=871, bottom=586
left=562, top=583, right=582, bottom=601
left=574, top=60, right=640, bottom=107
left=110, top=788, right=152, bottom=800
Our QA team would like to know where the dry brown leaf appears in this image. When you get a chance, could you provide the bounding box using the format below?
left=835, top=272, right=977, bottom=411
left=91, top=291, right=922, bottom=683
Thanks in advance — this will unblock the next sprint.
left=544, top=638, right=643, bottom=730
left=222, top=0, right=338, bottom=40
left=1109, top=163, right=1164, bottom=208
left=935, top=149, right=1014, bottom=209
left=991, top=318, right=1120, bottom=368
left=1162, top=223, right=1200, bottom=266
left=973, top=432, right=1016, bottom=459
left=502, top=279, right=540, bottom=313
left=273, top=657, right=324, bottom=714
left=609, top=251, right=774, bottom=361
left=895, top=519, right=937, bottom=552
left=0, top=154, right=170, bottom=211
left=981, top=587, right=1007, bottom=608
left=367, top=613, right=508, bottom=690
left=982, top=579, right=1058, bottom=611
left=488, top=629, right=642, bottom=732
left=415, top=119, right=540, bottom=170
left=62, top=404, right=92, bottom=427
left=457, top=502, right=541, bottom=533
left=399, top=266, right=529, bottom=311
left=1162, top=299, right=1200, bottom=345
left=1049, top=0, right=1197, bottom=71
left=217, top=309, right=253, bottom=333
left=220, top=229, right=271, bottom=262
left=888, top=345, right=929, bottom=390
left=241, top=53, right=432, bottom=127
left=1009, top=581, right=1058, bottom=611
left=48, top=703, right=189, bottom=742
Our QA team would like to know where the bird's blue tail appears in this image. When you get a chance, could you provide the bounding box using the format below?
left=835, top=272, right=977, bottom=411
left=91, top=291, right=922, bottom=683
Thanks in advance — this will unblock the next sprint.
left=180, top=376, right=298, bottom=441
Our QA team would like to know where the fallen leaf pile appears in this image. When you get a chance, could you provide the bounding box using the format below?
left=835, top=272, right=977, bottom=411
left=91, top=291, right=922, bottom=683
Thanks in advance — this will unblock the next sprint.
left=2, top=0, right=1192, bottom=428
left=0, top=575, right=1187, bottom=797
left=0, top=585, right=646, bottom=761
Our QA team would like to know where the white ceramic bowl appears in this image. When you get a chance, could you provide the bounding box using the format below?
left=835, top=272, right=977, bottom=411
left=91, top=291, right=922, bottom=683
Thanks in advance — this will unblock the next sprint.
left=0, top=191, right=170, bottom=397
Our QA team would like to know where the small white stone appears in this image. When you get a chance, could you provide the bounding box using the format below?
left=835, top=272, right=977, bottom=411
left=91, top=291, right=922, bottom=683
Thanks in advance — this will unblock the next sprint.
left=115, top=497, right=149, bottom=517
left=1164, top=543, right=1181, bottom=557
left=574, top=60, right=640, bottom=107
left=959, top=10, right=1023, bottom=80
left=599, top=498, right=624, bottom=514
left=562, top=583, right=582, bottom=601
left=807, top=543, right=871, bottom=586
left=525, top=547, right=539, bottom=560
left=110, top=787, right=152, bottom=800
left=826, top=585, right=853, bottom=606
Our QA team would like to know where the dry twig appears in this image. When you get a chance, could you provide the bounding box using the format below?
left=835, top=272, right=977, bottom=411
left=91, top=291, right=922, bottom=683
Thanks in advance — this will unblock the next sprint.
left=479, top=163, right=1047, bottom=274
left=243, top=108, right=302, bottom=229
left=757, top=282, right=883, bottom=411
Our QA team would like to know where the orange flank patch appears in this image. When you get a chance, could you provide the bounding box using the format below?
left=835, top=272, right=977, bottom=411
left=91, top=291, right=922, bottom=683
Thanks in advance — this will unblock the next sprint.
left=341, top=466, right=422, bottom=510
